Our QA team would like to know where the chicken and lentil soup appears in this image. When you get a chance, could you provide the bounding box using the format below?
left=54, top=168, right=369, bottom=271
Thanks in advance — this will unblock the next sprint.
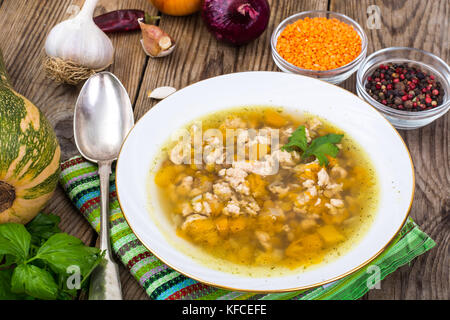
left=153, top=107, right=379, bottom=270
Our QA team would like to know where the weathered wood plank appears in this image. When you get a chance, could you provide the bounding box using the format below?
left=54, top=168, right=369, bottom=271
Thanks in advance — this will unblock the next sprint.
left=0, top=0, right=157, bottom=160
left=133, top=0, right=328, bottom=120
left=129, top=0, right=327, bottom=300
left=0, top=0, right=157, bottom=299
left=331, top=0, right=449, bottom=300
left=1, top=0, right=448, bottom=300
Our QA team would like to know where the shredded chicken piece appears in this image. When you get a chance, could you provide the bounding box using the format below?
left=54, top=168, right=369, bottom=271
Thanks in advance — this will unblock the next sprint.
left=331, top=166, right=347, bottom=179
left=192, top=201, right=203, bottom=213
left=204, top=145, right=223, bottom=164
left=180, top=202, right=193, bottom=217
left=223, top=198, right=241, bottom=216
left=305, top=127, right=312, bottom=143
left=272, top=149, right=296, bottom=167
left=325, top=203, right=339, bottom=215
left=181, top=214, right=207, bottom=230
left=307, top=186, right=318, bottom=197
left=191, top=194, right=212, bottom=216
left=301, top=219, right=318, bottom=231
left=223, top=117, right=246, bottom=129
left=330, top=198, right=345, bottom=208
left=317, top=168, right=330, bottom=187
left=302, top=179, right=315, bottom=188
left=323, top=183, right=343, bottom=198
left=268, top=182, right=289, bottom=196
left=267, top=206, right=285, bottom=220
left=232, top=157, right=277, bottom=176
left=293, top=206, right=306, bottom=214
left=296, top=193, right=311, bottom=205
left=176, top=176, right=193, bottom=195
left=255, top=231, right=271, bottom=251
left=240, top=197, right=261, bottom=216
left=169, top=140, right=190, bottom=164
left=308, top=118, right=322, bottom=131
left=222, top=167, right=249, bottom=195
left=281, top=127, right=294, bottom=140
left=213, top=181, right=233, bottom=200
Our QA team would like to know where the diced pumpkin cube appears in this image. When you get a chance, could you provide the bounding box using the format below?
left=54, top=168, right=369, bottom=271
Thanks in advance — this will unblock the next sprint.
left=321, top=209, right=349, bottom=225
left=317, top=225, right=345, bottom=244
left=187, top=218, right=215, bottom=234
left=280, top=201, right=292, bottom=211
left=285, top=234, right=323, bottom=258
left=209, top=200, right=224, bottom=217
left=229, top=217, right=247, bottom=233
left=185, top=218, right=220, bottom=246
left=248, top=174, right=268, bottom=198
left=215, top=216, right=229, bottom=235
left=302, top=234, right=323, bottom=252
left=326, top=155, right=338, bottom=167
left=155, top=165, right=184, bottom=187
left=263, top=110, right=288, bottom=128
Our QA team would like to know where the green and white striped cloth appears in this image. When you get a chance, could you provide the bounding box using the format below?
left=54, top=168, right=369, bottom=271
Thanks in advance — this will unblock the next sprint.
left=60, top=156, right=436, bottom=300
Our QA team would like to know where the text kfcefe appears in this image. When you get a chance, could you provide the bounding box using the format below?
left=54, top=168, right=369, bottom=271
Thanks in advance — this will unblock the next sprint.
left=182, top=304, right=267, bottom=317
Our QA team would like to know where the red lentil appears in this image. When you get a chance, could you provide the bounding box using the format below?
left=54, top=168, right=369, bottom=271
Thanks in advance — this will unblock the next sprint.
left=276, top=17, right=362, bottom=71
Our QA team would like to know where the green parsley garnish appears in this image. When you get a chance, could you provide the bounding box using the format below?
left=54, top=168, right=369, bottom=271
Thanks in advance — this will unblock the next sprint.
left=281, top=125, right=344, bottom=166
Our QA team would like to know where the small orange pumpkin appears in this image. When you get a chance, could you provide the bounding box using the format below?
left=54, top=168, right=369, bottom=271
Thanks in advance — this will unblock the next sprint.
left=149, top=0, right=202, bottom=16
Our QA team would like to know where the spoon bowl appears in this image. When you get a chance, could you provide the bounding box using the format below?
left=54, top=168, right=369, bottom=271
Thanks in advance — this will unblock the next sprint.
left=74, top=72, right=134, bottom=162
left=74, top=71, right=134, bottom=300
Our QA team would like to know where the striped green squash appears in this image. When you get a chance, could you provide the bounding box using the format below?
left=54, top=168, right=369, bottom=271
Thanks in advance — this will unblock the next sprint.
left=0, top=49, right=61, bottom=224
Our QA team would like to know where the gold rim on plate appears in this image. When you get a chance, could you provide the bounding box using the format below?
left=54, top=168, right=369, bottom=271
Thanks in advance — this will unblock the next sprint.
left=115, top=72, right=415, bottom=293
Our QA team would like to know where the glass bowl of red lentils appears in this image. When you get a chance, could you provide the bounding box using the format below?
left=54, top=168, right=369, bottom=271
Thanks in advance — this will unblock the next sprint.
left=356, top=47, right=450, bottom=130
left=271, top=10, right=368, bottom=84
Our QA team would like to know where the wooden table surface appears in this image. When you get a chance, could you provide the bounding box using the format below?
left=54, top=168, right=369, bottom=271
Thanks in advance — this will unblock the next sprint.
left=0, top=0, right=448, bottom=300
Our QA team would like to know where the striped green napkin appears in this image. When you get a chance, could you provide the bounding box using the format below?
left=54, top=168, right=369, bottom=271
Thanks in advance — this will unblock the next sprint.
left=59, top=156, right=435, bottom=300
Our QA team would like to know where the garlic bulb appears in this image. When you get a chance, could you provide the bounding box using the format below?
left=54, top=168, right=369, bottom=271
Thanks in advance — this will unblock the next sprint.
left=44, top=0, right=114, bottom=84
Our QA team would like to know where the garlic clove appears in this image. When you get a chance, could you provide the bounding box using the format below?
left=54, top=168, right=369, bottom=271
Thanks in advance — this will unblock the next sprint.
left=138, top=18, right=175, bottom=58
left=148, top=86, right=177, bottom=99
left=140, top=40, right=177, bottom=58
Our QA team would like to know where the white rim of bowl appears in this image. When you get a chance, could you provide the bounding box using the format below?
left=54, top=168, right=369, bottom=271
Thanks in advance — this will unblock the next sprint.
left=115, top=71, right=415, bottom=293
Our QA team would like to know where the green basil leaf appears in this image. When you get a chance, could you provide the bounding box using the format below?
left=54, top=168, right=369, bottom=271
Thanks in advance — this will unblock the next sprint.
left=0, top=254, right=17, bottom=268
left=0, top=224, right=31, bottom=262
left=11, top=264, right=58, bottom=300
left=303, top=133, right=344, bottom=166
left=308, top=143, right=340, bottom=166
left=0, top=269, right=22, bottom=300
left=26, top=213, right=61, bottom=246
left=35, top=233, right=101, bottom=276
left=281, top=125, right=308, bottom=152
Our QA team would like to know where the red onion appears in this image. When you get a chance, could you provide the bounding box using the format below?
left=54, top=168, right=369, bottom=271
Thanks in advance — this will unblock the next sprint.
left=201, top=0, right=270, bottom=46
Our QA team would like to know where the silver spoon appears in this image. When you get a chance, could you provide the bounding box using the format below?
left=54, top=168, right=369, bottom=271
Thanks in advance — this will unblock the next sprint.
left=74, top=72, right=134, bottom=300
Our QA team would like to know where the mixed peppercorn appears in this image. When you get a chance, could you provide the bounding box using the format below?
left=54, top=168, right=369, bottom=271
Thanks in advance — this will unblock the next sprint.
left=365, top=63, right=444, bottom=111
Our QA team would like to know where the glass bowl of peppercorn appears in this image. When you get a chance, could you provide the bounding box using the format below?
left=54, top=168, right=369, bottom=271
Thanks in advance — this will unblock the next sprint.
left=357, top=47, right=449, bottom=130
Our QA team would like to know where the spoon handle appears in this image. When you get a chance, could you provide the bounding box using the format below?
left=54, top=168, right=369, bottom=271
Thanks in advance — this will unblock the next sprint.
left=88, top=161, right=123, bottom=300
